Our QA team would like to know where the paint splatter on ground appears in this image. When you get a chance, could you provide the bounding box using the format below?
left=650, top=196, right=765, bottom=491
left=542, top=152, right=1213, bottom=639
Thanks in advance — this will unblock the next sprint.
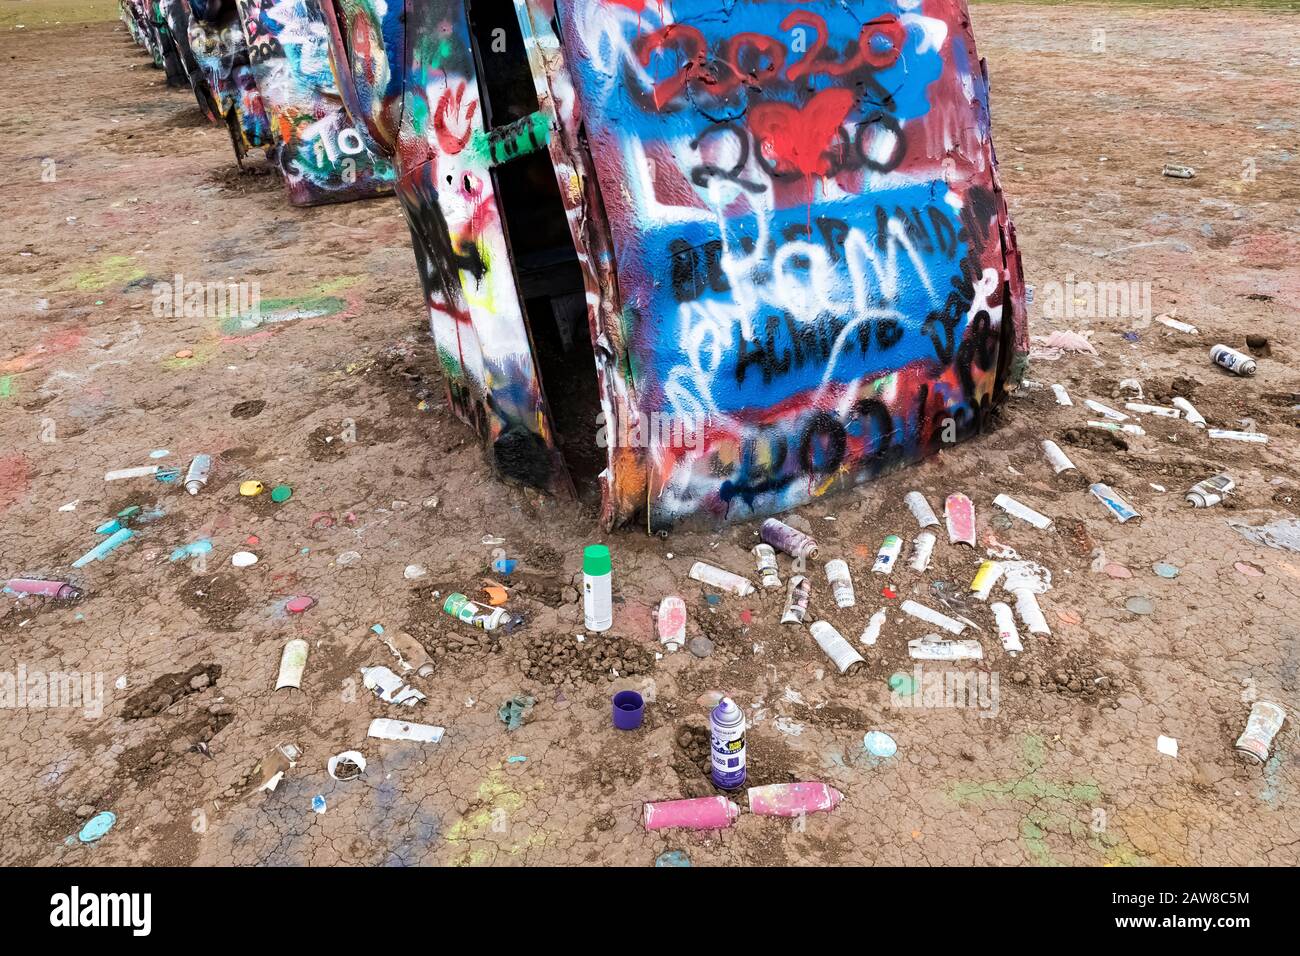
left=0, top=5, right=1297, bottom=867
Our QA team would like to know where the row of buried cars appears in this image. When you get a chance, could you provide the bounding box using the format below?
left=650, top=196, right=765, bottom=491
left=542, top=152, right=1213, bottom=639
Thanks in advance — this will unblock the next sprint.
left=118, top=0, right=394, bottom=206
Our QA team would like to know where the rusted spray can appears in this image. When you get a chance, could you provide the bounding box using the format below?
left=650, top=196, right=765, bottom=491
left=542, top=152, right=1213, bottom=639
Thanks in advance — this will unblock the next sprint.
left=780, top=575, right=811, bottom=624
left=1211, top=344, right=1257, bottom=376
left=1186, top=474, right=1234, bottom=508
left=752, top=543, right=782, bottom=589
left=1235, top=701, right=1285, bottom=764
left=760, top=518, right=818, bottom=559
left=443, top=592, right=508, bottom=630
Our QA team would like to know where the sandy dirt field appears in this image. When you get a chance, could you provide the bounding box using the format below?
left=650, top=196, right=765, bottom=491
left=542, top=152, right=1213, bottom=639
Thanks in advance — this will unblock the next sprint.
left=1, top=3, right=1298, bottom=867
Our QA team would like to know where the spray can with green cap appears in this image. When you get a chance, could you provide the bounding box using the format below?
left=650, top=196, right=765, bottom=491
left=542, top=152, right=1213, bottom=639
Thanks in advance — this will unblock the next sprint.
left=583, top=544, right=612, bottom=632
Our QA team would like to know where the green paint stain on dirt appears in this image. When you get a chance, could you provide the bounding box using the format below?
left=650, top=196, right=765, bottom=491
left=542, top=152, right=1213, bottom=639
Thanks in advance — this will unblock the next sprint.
left=221, top=296, right=347, bottom=334
left=0, top=376, right=14, bottom=399
left=72, top=255, right=144, bottom=292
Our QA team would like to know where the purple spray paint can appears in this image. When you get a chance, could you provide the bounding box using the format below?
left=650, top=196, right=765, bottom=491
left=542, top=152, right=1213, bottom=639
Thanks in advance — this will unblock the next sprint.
left=710, top=697, right=747, bottom=790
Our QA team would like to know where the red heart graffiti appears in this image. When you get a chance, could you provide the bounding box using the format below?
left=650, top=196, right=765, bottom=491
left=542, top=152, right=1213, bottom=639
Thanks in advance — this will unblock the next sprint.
left=748, top=88, right=855, bottom=177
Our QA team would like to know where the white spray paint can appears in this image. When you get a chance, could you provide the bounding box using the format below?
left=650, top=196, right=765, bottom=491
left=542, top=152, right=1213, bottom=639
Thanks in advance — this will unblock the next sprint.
left=184, top=454, right=211, bottom=495
left=689, top=561, right=755, bottom=596
left=1210, top=344, right=1257, bottom=376
left=582, top=545, right=612, bottom=632
left=1041, top=440, right=1076, bottom=474
left=1186, top=474, right=1234, bottom=508
left=1235, top=701, right=1285, bottom=764
left=824, top=559, right=855, bottom=608
left=752, top=544, right=782, bottom=589
left=991, top=601, right=1023, bottom=655
left=808, top=620, right=866, bottom=675
left=872, top=535, right=903, bottom=574
left=1171, top=396, right=1205, bottom=427
left=710, top=697, right=747, bottom=790
left=904, top=492, right=940, bottom=529
left=908, top=531, right=936, bottom=572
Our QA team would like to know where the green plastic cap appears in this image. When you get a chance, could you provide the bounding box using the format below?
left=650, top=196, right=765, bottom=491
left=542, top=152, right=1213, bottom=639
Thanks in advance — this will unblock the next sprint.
left=583, top=544, right=611, bottom=577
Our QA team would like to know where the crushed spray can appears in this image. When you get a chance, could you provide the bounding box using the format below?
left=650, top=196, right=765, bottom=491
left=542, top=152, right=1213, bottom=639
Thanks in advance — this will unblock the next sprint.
left=1125, top=402, right=1181, bottom=418
left=969, top=561, right=1003, bottom=601
left=1042, top=440, right=1077, bottom=474
left=184, top=454, right=211, bottom=495
left=872, top=535, right=903, bottom=575
left=1235, top=701, right=1285, bottom=764
left=748, top=782, right=843, bottom=818
left=751, top=544, right=782, bottom=589
left=908, top=531, right=936, bottom=572
left=1090, top=483, right=1140, bottom=523
left=710, top=697, right=747, bottom=790
left=1051, top=384, right=1073, bottom=406
left=1171, top=396, right=1205, bottom=427
left=657, top=595, right=687, bottom=652
left=1211, top=344, right=1257, bottom=377
left=688, top=561, right=755, bottom=596
left=760, top=518, right=818, bottom=559
left=904, top=491, right=940, bottom=529
left=1186, top=474, right=1234, bottom=508
left=944, top=493, right=976, bottom=546
left=808, top=620, right=866, bottom=675
left=443, top=592, right=509, bottom=630
left=1087, top=420, right=1146, bottom=436
left=993, top=494, right=1052, bottom=530
left=1209, top=429, right=1268, bottom=444
left=900, top=599, right=968, bottom=635
left=780, top=575, right=811, bottom=624
left=991, top=601, right=1023, bottom=654
left=4, top=578, right=83, bottom=600
left=824, top=559, right=856, bottom=608
left=1085, top=399, right=1128, bottom=421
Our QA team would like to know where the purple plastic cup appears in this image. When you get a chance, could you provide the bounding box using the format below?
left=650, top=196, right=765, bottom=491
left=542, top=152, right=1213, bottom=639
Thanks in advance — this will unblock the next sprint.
left=612, top=691, right=644, bottom=730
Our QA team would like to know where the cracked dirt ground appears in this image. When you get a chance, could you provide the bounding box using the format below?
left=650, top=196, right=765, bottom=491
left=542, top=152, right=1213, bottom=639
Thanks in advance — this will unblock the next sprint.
left=1, top=4, right=1298, bottom=867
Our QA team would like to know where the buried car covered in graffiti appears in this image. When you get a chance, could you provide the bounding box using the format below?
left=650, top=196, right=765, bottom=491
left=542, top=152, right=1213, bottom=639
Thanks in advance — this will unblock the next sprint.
left=322, top=0, right=1028, bottom=530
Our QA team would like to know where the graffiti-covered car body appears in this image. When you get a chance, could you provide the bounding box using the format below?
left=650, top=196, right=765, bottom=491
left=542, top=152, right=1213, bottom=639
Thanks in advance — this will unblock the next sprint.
left=187, top=0, right=275, bottom=160
left=324, top=0, right=1027, bottom=531
left=233, top=0, right=395, bottom=205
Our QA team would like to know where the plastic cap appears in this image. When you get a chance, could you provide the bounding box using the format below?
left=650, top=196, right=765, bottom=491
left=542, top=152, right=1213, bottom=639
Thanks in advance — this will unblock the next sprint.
left=583, top=544, right=611, bottom=577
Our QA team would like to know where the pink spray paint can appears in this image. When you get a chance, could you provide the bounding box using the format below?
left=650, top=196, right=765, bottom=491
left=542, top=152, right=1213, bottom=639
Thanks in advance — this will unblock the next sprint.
left=748, top=782, right=843, bottom=818
left=5, top=578, right=83, bottom=600
left=760, top=518, right=818, bottom=559
left=643, top=795, right=741, bottom=831
left=944, top=493, right=976, bottom=545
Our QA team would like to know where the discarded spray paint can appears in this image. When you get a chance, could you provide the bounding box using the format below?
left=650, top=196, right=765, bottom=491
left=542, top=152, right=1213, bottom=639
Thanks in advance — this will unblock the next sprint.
left=748, top=782, right=843, bottom=817
left=710, top=697, right=747, bottom=790
left=1012, top=588, right=1050, bottom=636
left=780, top=575, right=811, bottom=624
left=904, top=491, right=940, bottom=529
left=1211, top=344, right=1257, bottom=377
left=1235, top=701, right=1286, bottom=764
left=760, top=518, right=818, bottom=559
left=367, top=717, right=445, bottom=743
left=184, top=454, right=212, bottom=495
left=71, top=528, right=135, bottom=568
left=970, top=561, right=1003, bottom=601
left=689, top=561, right=755, bottom=596
left=908, top=635, right=984, bottom=661
left=944, top=493, right=976, bottom=546
left=860, top=608, right=886, bottom=646
left=824, top=559, right=856, bottom=608
left=4, top=578, right=82, bottom=600
left=872, top=535, right=903, bottom=575
left=1090, top=483, right=1140, bottom=523
left=908, top=531, right=936, bottom=572
left=900, top=599, right=967, bottom=635
left=751, top=543, right=782, bottom=589
left=993, top=494, right=1052, bottom=530
left=1209, top=429, right=1268, bottom=444
left=808, top=620, right=866, bottom=675
left=991, top=601, right=1023, bottom=654
left=443, top=592, right=509, bottom=631
left=1125, top=402, right=1180, bottom=418
left=275, top=639, right=309, bottom=690
left=657, top=595, right=687, bottom=652
left=1171, top=396, right=1205, bottom=427
left=583, top=544, right=612, bottom=632
left=643, top=795, right=740, bottom=831
left=1085, top=399, right=1128, bottom=421
left=1051, top=384, right=1073, bottom=406
left=1041, top=440, right=1077, bottom=474
left=1087, top=420, right=1146, bottom=436
left=1162, top=163, right=1195, bottom=179
left=104, top=465, right=159, bottom=482
left=1186, top=474, right=1234, bottom=508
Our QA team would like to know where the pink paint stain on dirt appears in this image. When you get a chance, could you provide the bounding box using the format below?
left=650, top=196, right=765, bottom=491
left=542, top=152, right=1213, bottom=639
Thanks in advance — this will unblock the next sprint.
left=0, top=455, right=32, bottom=511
